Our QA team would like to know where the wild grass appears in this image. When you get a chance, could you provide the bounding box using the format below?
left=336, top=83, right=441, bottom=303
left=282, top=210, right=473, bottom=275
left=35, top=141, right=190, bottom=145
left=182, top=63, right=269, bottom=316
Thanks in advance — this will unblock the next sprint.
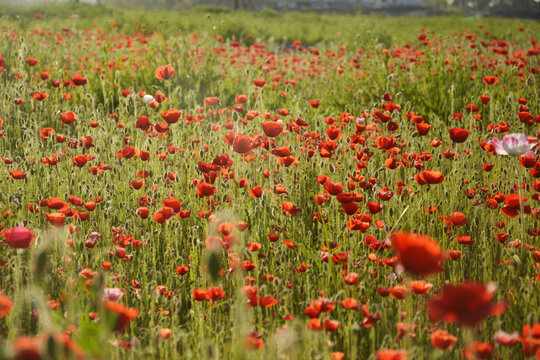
left=0, top=3, right=539, bottom=360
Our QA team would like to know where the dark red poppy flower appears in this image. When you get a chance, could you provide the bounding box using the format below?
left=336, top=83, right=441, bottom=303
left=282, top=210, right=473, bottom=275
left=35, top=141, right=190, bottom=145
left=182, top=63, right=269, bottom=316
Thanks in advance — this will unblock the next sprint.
left=416, top=122, right=431, bottom=136
left=196, top=182, right=217, bottom=197
left=310, top=100, right=321, bottom=108
left=428, top=281, right=507, bottom=327
left=253, top=78, right=266, bottom=87
left=261, top=121, right=283, bottom=137
left=25, top=58, right=38, bottom=66
left=449, top=128, right=470, bottom=143
left=249, top=185, right=263, bottom=198
left=71, top=74, right=87, bottom=86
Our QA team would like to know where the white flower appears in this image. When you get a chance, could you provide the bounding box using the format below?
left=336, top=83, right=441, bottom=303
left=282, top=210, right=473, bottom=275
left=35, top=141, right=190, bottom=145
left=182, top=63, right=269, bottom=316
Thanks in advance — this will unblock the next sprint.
left=142, top=94, right=155, bottom=104
left=490, top=133, right=536, bottom=157
left=103, top=288, right=124, bottom=302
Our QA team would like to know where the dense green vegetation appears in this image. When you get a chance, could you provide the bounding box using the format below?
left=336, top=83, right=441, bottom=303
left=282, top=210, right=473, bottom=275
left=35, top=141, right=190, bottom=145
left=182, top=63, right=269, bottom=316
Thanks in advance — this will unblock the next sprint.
left=0, top=3, right=539, bottom=360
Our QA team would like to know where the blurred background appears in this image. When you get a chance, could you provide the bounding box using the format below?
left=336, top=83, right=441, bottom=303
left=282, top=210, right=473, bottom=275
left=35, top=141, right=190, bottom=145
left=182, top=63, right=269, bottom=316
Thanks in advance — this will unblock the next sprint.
left=0, top=0, right=538, bottom=18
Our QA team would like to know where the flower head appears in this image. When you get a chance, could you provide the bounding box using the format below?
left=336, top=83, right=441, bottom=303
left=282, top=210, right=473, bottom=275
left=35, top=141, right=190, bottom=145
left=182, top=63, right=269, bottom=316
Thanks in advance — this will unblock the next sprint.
left=103, top=288, right=124, bottom=302
left=490, top=133, right=536, bottom=157
left=2, top=227, right=35, bottom=249
left=142, top=94, right=155, bottom=104
left=390, top=231, right=444, bottom=277
left=428, top=281, right=507, bottom=327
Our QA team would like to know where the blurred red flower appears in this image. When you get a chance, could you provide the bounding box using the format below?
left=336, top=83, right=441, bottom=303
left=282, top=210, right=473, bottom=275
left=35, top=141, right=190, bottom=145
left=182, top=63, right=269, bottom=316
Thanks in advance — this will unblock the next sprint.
left=390, top=231, right=444, bottom=277
left=428, top=282, right=507, bottom=327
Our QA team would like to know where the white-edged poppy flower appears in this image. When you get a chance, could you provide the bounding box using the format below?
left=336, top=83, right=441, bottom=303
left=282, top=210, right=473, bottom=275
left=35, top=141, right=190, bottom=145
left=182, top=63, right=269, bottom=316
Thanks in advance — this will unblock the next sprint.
left=103, top=288, right=124, bottom=302
left=489, top=133, right=536, bottom=156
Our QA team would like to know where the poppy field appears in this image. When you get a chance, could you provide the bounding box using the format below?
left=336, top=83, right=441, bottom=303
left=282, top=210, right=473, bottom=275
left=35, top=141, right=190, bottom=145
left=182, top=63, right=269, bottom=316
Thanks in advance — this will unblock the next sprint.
left=0, top=4, right=539, bottom=360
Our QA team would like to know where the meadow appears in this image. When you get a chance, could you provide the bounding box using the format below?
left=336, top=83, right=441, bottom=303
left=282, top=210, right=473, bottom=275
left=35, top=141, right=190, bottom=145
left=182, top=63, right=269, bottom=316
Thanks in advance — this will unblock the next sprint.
left=0, top=3, right=539, bottom=359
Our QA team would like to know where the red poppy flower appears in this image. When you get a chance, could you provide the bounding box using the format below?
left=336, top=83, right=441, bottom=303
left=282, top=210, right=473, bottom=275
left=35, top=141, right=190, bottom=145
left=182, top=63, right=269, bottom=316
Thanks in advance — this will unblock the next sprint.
left=430, top=329, right=457, bottom=350
left=0, top=294, right=13, bottom=318
left=415, top=170, right=445, bottom=185
left=253, top=78, right=266, bottom=87
left=310, top=100, right=321, bottom=108
left=232, top=134, right=253, bottom=154
left=136, top=207, right=149, bottom=219
left=160, top=109, right=182, bottom=124
left=449, top=128, right=470, bottom=143
left=416, top=122, right=431, bottom=136
left=235, top=94, right=248, bottom=103
left=175, top=265, right=189, bottom=276
left=323, top=180, right=343, bottom=195
left=204, top=97, right=219, bottom=106
left=244, top=335, right=264, bottom=351
left=261, top=121, right=283, bottom=137
left=428, top=282, right=507, bottom=327
left=33, top=92, right=48, bottom=101
left=116, top=145, right=139, bottom=159
left=193, top=289, right=207, bottom=301
left=159, top=328, right=172, bottom=339
left=249, top=185, right=263, bottom=198
left=390, top=231, right=444, bottom=277
left=72, top=155, right=90, bottom=167
left=10, top=170, right=27, bottom=180
left=196, top=182, right=217, bottom=197
left=375, top=349, right=407, bottom=360
left=444, top=212, right=468, bottom=227
left=44, top=212, right=65, bottom=227
left=25, top=58, right=38, bottom=66
left=341, top=298, right=358, bottom=310
left=520, top=323, right=540, bottom=356
left=70, top=74, right=87, bottom=86
left=326, top=126, right=341, bottom=140
left=463, top=341, right=494, bottom=360
left=3, top=227, right=35, bottom=249
left=390, top=286, right=409, bottom=300
left=482, top=76, right=498, bottom=85
left=103, top=301, right=139, bottom=332
left=12, top=336, right=42, bottom=360
left=155, top=65, right=175, bottom=80
left=282, top=201, right=301, bottom=216
left=323, top=319, right=340, bottom=331
left=259, top=296, right=278, bottom=308
left=409, top=280, right=433, bottom=295
left=367, top=202, right=383, bottom=214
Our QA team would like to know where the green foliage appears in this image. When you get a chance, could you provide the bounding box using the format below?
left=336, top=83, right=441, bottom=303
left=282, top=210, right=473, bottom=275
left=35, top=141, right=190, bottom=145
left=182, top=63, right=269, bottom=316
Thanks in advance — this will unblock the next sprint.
left=0, top=3, right=538, bottom=360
